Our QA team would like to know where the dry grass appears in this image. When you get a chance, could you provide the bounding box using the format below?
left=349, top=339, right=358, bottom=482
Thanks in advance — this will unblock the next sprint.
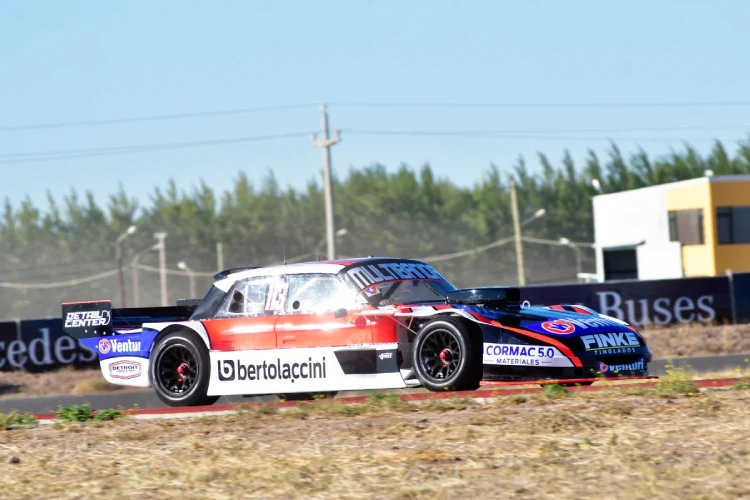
left=0, top=367, right=137, bottom=400
left=642, top=322, right=750, bottom=358
left=71, top=378, right=123, bottom=395
left=0, top=388, right=748, bottom=499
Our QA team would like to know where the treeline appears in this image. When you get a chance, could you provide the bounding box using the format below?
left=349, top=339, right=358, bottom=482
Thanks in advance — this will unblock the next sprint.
left=0, top=138, right=748, bottom=318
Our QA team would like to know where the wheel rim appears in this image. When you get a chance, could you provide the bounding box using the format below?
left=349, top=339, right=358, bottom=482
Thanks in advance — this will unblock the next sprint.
left=155, top=343, right=199, bottom=397
left=418, top=327, right=461, bottom=382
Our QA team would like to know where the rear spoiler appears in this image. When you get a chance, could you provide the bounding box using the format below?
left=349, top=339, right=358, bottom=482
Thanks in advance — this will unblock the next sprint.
left=61, top=300, right=198, bottom=340
left=445, top=286, right=521, bottom=310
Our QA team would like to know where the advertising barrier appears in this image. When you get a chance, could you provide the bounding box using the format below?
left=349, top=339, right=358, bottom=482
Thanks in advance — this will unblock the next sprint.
left=1, top=272, right=748, bottom=372
left=521, top=275, right=734, bottom=327
left=0, top=318, right=97, bottom=372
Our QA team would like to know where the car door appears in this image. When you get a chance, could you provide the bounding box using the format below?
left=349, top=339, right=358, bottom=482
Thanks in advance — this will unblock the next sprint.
left=274, top=274, right=373, bottom=348
left=202, top=275, right=285, bottom=351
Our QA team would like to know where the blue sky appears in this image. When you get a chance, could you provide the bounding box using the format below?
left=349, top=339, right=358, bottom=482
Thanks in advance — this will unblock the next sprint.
left=1, top=0, right=749, bottom=212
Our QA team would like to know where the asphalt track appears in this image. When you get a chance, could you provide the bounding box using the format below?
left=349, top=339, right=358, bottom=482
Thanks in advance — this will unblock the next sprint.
left=1, top=353, right=748, bottom=415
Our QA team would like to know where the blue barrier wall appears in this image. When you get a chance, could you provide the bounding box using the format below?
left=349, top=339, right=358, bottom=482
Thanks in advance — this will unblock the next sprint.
left=0, top=318, right=97, bottom=372
left=1, top=272, right=749, bottom=372
left=520, top=275, right=734, bottom=327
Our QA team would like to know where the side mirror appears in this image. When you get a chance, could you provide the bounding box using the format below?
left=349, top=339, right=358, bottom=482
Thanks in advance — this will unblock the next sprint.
left=334, top=308, right=347, bottom=319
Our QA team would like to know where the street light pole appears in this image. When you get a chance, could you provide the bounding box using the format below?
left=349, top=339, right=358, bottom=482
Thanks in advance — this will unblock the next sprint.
left=559, top=237, right=583, bottom=280
left=316, top=228, right=348, bottom=259
left=154, top=232, right=168, bottom=306
left=311, top=104, right=341, bottom=260
left=178, top=261, right=197, bottom=298
left=510, top=179, right=525, bottom=286
left=131, top=243, right=158, bottom=307
left=114, top=225, right=137, bottom=307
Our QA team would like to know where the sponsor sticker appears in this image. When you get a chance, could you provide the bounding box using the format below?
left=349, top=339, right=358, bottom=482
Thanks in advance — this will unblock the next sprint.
left=64, top=310, right=110, bottom=328
left=98, top=338, right=141, bottom=355
left=528, top=316, right=628, bottom=336
left=109, top=360, right=142, bottom=379
left=581, top=332, right=640, bottom=353
left=540, top=319, right=576, bottom=335
left=218, top=356, right=327, bottom=383
left=599, top=359, right=644, bottom=373
left=345, top=262, right=446, bottom=289
left=98, top=338, right=111, bottom=354
left=482, top=343, right=574, bottom=367
left=378, top=352, right=393, bottom=360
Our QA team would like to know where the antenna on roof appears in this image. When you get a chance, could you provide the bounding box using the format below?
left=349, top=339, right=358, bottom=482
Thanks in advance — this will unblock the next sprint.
left=283, top=245, right=286, bottom=265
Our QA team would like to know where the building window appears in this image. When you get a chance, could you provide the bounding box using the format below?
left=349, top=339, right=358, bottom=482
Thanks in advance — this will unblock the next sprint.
left=717, top=206, right=750, bottom=244
left=603, top=248, right=638, bottom=281
left=667, top=209, right=704, bottom=245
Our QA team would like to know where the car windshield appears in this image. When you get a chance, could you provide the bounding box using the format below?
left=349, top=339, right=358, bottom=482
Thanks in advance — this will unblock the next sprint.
left=362, top=280, right=457, bottom=306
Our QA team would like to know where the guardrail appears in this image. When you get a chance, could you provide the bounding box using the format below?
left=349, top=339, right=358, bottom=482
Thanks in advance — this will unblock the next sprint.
left=2, top=271, right=750, bottom=373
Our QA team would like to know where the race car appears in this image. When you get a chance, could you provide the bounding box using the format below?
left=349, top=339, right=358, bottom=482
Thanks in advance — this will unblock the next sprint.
left=61, top=257, right=654, bottom=407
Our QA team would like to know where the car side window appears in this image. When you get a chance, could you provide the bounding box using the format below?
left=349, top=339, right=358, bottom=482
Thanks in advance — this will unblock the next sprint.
left=283, top=274, right=362, bottom=314
left=214, top=276, right=287, bottom=318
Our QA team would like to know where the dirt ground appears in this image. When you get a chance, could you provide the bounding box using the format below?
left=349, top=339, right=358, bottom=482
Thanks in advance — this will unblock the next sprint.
left=0, top=367, right=138, bottom=400
left=0, top=386, right=748, bottom=499
left=1, top=323, right=748, bottom=400
left=641, top=322, right=750, bottom=358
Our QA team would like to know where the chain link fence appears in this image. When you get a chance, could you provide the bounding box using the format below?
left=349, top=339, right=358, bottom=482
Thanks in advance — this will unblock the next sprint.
left=0, top=234, right=591, bottom=320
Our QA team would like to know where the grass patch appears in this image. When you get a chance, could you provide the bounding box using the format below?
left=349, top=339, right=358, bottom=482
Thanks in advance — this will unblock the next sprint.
left=0, top=412, right=37, bottom=429
left=56, top=404, right=123, bottom=422
left=95, top=409, right=124, bottom=421
left=655, top=363, right=700, bottom=396
left=542, top=384, right=570, bottom=399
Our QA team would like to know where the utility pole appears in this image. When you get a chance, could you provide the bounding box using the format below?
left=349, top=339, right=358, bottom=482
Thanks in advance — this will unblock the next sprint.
left=216, top=242, right=224, bottom=272
left=510, top=179, right=525, bottom=286
left=311, top=104, right=341, bottom=260
left=154, top=232, right=168, bottom=306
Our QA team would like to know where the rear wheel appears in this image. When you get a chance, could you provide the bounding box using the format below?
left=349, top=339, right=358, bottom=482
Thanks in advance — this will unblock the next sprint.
left=150, top=329, right=220, bottom=407
left=412, top=317, right=482, bottom=392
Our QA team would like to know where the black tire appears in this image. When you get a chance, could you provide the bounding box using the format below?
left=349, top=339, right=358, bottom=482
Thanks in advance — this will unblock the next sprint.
left=277, top=392, right=338, bottom=402
left=412, top=317, right=482, bottom=392
left=149, top=329, right=220, bottom=407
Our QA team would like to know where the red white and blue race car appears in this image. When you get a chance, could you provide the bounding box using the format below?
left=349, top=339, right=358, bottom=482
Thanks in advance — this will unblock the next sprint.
left=61, top=257, right=654, bottom=407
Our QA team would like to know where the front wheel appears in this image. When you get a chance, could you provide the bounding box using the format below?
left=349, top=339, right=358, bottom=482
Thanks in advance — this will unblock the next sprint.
left=150, top=329, right=220, bottom=407
left=412, top=317, right=482, bottom=392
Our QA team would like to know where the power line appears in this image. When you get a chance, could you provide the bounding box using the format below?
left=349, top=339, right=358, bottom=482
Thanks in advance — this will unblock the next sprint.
left=343, top=128, right=740, bottom=143
left=0, top=131, right=315, bottom=164
left=0, top=104, right=318, bottom=132
left=343, top=125, right=750, bottom=136
left=4, top=126, right=745, bottom=166
left=0, top=268, right=119, bottom=289
left=4, top=100, right=750, bottom=133
left=331, top=101, right=750, bottom=109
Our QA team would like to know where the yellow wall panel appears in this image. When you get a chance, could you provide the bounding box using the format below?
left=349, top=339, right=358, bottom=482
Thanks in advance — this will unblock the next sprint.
left=666, top=182, right=714, bottom=275
left=714, top=245, right=750, bottom=274
left=681, top=245, right=715, bottom=276
left=709, top=181, right=750, bottom=207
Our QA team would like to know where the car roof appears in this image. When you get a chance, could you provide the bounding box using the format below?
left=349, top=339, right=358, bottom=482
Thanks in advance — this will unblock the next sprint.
left=212, top=257, right=408, bottom=292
